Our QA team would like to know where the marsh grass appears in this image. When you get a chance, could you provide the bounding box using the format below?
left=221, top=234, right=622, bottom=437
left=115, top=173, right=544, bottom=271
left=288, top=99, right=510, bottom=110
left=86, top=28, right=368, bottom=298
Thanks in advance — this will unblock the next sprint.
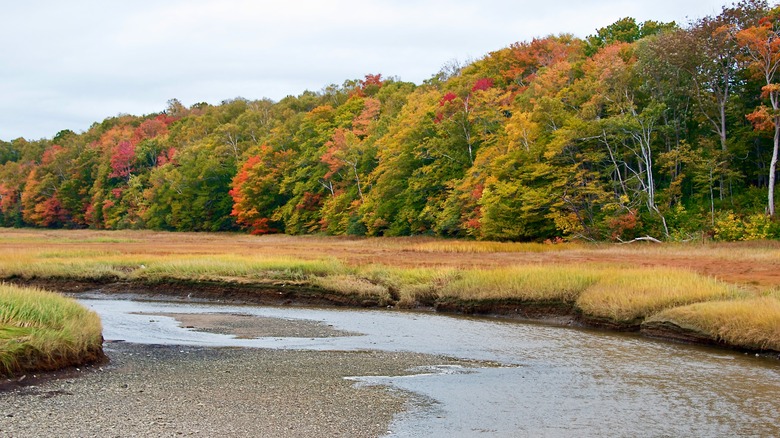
left=576, top=268, right=743, bottom=323
left=0, top=258, right=128, bottom=281
left=358, top=266, right=455, bottom=307
left=440, top=265, right=600, bottom=302
left=1, top=229, right=776, bottom=352
left=311, top=275, right=392, bottom=304
left=135, top=255, right=345, bottom=281
left=0, top=252, right=345, bottom=284
left=0, top=283, right=103, bottom=375
left=646, top=297, right=780, bottom=351
left=409, top=241, right=579, bottom=253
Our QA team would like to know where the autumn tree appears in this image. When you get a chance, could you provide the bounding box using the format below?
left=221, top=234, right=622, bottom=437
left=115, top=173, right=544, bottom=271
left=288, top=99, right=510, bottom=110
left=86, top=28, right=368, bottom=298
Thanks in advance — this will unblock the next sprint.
left=738, top=7, right=780, bottom=216
left=230, top=146, right=294, bottom=234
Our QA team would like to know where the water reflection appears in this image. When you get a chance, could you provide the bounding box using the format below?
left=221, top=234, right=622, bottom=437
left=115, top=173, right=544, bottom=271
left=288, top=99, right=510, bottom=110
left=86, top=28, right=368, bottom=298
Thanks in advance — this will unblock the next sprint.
left=81, top=298, right=780, bottom=437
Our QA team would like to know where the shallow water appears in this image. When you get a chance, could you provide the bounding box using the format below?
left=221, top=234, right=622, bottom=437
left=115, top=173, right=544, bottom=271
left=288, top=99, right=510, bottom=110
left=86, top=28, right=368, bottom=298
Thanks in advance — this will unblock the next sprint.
left=81, top=298, right=780, bottom=437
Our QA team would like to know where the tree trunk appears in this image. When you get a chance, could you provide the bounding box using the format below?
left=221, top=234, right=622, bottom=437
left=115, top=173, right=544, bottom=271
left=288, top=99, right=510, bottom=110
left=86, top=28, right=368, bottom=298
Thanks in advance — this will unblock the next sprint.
left=769, top=120, right=779, bottom=217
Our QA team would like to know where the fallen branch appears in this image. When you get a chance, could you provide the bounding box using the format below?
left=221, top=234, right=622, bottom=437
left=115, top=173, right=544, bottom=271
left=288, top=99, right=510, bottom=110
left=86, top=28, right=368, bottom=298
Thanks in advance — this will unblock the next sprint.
left=618, top=235, right=663, bottom=244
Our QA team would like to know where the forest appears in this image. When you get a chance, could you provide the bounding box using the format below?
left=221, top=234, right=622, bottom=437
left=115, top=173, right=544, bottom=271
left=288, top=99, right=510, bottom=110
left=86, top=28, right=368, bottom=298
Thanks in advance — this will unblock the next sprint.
left=2, top=0, right=780, bottom=242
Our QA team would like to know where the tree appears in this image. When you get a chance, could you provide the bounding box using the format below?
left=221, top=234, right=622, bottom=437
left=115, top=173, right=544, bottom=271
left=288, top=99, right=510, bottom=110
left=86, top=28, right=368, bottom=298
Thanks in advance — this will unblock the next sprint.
left=230, top=146, right=294, bottom=234
left=585, top=17, right=676, bottom=56
left=738, top=8, right=780, bottom=216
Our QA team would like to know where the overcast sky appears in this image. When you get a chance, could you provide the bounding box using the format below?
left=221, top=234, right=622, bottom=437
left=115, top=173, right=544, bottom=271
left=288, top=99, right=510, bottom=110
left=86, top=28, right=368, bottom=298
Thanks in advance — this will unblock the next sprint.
left=1, top=0, right=731, bottom=141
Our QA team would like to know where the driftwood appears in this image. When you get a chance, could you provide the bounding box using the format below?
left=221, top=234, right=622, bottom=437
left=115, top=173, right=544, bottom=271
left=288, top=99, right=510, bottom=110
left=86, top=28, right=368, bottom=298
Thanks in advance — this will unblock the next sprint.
left=617, top=235, right=663, bottom=244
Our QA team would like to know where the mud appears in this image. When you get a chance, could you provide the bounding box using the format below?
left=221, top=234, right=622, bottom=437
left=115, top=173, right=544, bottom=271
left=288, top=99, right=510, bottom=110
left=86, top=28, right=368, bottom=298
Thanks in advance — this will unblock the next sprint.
left=147, top=312, right=358, bottom=339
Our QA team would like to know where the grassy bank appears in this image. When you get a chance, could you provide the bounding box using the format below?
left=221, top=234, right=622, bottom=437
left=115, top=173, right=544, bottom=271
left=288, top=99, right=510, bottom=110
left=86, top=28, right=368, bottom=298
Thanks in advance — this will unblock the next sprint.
left=644, top=295, right=780, bottom=351
left=0, top=283, right=104, bottom=376
left=1, top=229, right=779, bottom=354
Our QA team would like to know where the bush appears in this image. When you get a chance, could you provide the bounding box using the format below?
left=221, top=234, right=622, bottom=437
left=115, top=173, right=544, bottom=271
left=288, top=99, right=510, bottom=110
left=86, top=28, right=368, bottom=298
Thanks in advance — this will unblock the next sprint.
left=713, top=211, right=780, bottom=241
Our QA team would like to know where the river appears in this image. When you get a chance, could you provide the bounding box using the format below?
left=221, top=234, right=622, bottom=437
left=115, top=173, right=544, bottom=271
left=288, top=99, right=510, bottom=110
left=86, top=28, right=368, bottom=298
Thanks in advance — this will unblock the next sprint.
left=81, top=298, right=780, bottom=437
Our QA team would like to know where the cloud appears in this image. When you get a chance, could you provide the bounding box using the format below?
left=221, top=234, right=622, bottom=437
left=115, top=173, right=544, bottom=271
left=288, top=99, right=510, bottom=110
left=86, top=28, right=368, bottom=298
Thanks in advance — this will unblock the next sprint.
left=0, top=0, right=727, bottom=140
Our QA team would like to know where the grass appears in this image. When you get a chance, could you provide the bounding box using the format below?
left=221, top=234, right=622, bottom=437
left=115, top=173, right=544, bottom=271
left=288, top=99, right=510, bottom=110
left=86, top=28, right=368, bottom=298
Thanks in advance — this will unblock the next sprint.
left=439, top=265, right=600, bottom=302
left=1, top=228, right=778, bottom=353
left=311, top=275, right=393, bottom=304
left=409, top=240, right=580, bottom=253
left=0, top=253, right=344, bottom=283
left=575, top=268, right=743, bottom=324
left=357, top=266, right=455, bottom=307
left=0, top=283, right=104, bottom=376
left=645, top=296, right=780, bottom=351
left=134, top=255, right=344, bottom=281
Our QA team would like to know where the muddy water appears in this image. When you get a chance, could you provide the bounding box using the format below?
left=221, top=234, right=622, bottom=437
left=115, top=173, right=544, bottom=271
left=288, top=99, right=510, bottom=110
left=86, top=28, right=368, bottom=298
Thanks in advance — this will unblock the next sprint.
left=81, top=298, right=780, bottom=437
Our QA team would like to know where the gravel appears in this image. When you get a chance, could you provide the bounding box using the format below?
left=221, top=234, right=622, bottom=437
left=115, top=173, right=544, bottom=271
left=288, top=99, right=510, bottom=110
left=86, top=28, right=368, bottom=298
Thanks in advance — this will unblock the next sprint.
left=0, top=343, right=466, bottom=437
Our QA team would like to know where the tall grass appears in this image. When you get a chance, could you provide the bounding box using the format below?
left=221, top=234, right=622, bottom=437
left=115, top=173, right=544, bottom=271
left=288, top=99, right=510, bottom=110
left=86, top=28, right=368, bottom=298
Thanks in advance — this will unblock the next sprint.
left=1, top=229, right=776, bottom=352
left=409, top=241, right=579, bottom=253
left=357, top=266, right=455, bottom=307
left=135, top=255, right=345, bottom=281
left=575, top=268, right=742, bottom=324
left=311, top=275, right=392, bottom=304
left=0, top=258, right=128, bottom=281
left=0, top=253, right=345, bottom=283
left=0, top=283, right=104, bottom=375
left=440, top=265, right=600, bottom=302
left=645, top=297, right=780, bottom=351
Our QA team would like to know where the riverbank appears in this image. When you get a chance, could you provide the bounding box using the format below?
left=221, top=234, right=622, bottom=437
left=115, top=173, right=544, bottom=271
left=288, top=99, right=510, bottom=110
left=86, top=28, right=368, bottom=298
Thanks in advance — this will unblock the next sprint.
left=0, top=284, right=104, bottom=376
left=7, top=278, right=778, bottom=359
left=1, top=229, right=779, bottom=356
left=0, top=342, right=472, bottom=437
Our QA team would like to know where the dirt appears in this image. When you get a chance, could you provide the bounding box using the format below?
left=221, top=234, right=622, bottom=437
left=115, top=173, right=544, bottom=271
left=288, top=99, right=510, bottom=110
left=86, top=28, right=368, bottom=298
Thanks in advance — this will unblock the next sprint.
left=0, top=343, right=473, bottom=437
left=146, top=312, right=359, bottom=339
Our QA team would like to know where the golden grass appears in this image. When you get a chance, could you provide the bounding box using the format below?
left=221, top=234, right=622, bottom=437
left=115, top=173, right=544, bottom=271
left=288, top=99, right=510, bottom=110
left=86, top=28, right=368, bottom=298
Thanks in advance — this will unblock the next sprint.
left=575, top=268, right=742, bottom=323
left=134, top=255, right=344, bottom=281
left=0, top=251, right=345, bottom=283
left=0, top=257, right=128, bottom=281
left=409, top=241, right=580, bottom=253
left=357, top=266, right=455, bottom=307
left=0, top=228, right=777, bottom=352
left=0, top=283, right=104, bottom=375
left=311, top=275, right=392, bottom=304
left=440, top=265, right=600, bottom=302
left=646, top=297, right=780, bottom=351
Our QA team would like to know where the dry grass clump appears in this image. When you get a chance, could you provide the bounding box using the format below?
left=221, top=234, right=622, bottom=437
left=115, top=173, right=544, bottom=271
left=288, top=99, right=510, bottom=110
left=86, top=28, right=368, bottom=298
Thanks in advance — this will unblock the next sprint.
left=645, top=297, right=780, bottom=351
left=0, top=283, right=104, bottom=375
left=358, top=266, right=455, bottom=307
left=440, top=265, right=600, bottom=302
left=311, top=275, right=392, bottom=304
left=575, top=268, right=742, bottom=324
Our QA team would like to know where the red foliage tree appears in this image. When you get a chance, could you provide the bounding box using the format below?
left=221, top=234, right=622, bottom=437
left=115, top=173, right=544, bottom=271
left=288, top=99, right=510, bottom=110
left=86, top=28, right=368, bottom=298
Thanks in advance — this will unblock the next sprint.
left=472, top=78, right=494, bottom=92
left=109, top=140, right=136, bottom=178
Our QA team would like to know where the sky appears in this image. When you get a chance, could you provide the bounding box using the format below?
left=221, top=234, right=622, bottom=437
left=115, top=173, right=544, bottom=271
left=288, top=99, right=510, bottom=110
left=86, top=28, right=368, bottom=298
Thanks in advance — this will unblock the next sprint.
left=0, top=0, right=732, bottom=141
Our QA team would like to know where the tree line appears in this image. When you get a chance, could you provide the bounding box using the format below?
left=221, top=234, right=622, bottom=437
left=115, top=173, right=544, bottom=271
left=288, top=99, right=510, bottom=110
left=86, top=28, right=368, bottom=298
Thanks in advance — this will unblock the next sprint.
left=2, top=0, right=780, bottom=241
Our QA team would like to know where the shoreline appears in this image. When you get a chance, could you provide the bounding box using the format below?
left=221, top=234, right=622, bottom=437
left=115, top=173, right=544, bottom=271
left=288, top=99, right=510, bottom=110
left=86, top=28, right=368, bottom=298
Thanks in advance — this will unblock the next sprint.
left=10, top=277, right=780, bottom=359
left=0, top=342, right=471, bottom=437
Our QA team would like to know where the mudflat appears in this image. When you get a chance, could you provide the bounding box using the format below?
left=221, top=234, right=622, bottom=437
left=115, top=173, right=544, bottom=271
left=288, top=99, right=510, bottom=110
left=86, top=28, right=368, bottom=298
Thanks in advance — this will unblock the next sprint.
left=0, top=342, right=467, bottom=437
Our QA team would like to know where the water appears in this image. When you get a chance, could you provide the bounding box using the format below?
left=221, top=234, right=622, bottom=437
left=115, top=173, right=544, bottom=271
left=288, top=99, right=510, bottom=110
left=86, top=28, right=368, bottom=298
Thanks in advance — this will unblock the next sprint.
left=81, top=298, right=780, bottom=437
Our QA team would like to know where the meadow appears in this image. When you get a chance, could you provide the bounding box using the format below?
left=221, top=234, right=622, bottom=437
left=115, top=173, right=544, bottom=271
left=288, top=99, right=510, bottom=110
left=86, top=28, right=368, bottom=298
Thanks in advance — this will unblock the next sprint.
left=1, top=228, right=779, bottom=356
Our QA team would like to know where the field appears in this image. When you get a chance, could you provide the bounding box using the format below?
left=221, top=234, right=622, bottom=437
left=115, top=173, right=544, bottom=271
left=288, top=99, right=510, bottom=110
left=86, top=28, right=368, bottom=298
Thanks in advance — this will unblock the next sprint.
left=1, top=228, right=779, bottom=354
